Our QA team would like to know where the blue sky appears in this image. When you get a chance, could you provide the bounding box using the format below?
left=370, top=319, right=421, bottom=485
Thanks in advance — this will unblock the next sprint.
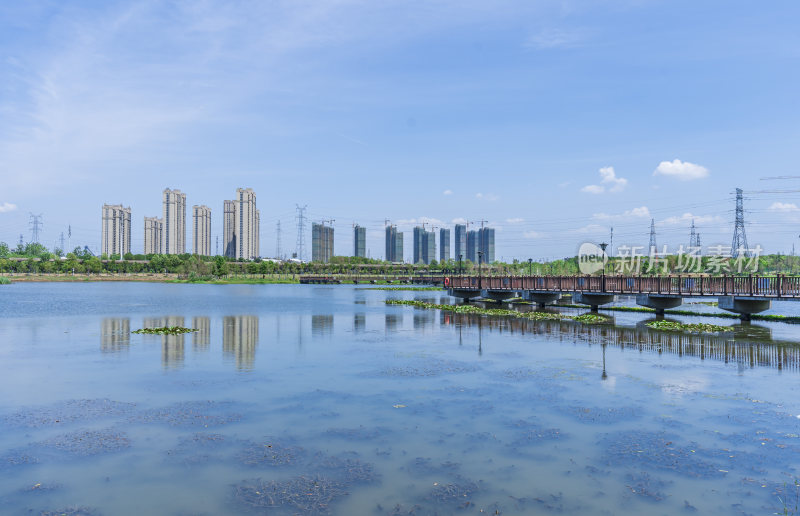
left=1, top=0, right=799, bottom=260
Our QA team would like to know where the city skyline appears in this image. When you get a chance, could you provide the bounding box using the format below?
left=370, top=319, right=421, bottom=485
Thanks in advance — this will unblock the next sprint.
left=2, top=2, right=799, bottom=260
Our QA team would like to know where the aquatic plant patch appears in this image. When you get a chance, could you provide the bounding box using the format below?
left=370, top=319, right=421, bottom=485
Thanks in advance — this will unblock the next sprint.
left=131, top=401, right=242, bottom=428
left=386, top=299, right=610, bottom=325
left=2, top=399, right=136, bottom=428
left=39, top=429, right=131, bottom=456
left=132, top=326, right=198, bottom=335
left=39, top=507, right=101, bottom=516
left=237, top=438, right=306, bottom=467
left=645, top=321, right=730, bottom=334
left=233, top=475, right=348, bottom=514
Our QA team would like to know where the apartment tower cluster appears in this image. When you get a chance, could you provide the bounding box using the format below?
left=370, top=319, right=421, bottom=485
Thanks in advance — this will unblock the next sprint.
left=103, top=187, right=259, bottom=259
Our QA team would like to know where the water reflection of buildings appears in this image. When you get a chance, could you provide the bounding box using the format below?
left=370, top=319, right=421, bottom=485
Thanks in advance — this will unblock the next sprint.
left=143, top=316, right=186, bottom=369
left=223, top=315, right=259, bottom=370
left=353, top=313, right=365, bottom=333
left=385, top=313, right=401, bottom=332
left=101, top=318, right=130, bottom=353
left=311, top=315, right=333, bottom=337
left=442, top=312, right=800, bottom=372
left=192, top=316, right=210, bottom=352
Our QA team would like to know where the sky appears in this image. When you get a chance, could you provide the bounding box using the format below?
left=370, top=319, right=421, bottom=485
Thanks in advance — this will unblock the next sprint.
left=1, top=0, right=799, bottom=261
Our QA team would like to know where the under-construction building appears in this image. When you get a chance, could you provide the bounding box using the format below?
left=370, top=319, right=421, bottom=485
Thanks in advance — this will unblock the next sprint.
left=223, top=188, right=260, bottom=260
left=192, top=205, right=211, bottom=256
left=143, top=216, right=163, bottom=255
left=466, top=230, right=478, bottom=263
left=312, top=222, right=334, bottom=263
left=454, top=224, right=467, bottom=261
left=101, top=204, right=131, bottom=257
left=353, top=225, right=366, bottom=258
left=439, top=228, right=451, bottom=262
left=413, top=226, right=436, bottom=264
left=385, top=225, right=403, bottom=263
left=162, top=188, right=186, bottom=255
left=479, top=227, right=495, bottom=263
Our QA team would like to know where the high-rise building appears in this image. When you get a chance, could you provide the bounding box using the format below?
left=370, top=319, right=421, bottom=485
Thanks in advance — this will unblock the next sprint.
left=143, top=216, right=163, bottom=255
left=162, top=188, right=186, bottom=255
left=385, top=225, right=404, bottom=262
left=454, top=224, right=467, bottom=262
left=223, top=200, right=236, bottom=258
left=312, top=222, right=334, bottom=262
left=479, top=227, right=496, bottom=263
left=413, top=226, right=436, bottom=264
left=353, top=225, right=366, bottom=258
left=223, top=188, right=260, bottom=260
left=439, top=228, right=450, bottom=262
left=466, top=230, right=478, bottom=263
left=101, top=204, right=131, bottom=257
left=192, top=205, right=211, bottom=256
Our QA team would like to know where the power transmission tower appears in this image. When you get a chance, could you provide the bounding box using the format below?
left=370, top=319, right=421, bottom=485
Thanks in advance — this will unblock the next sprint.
left=18, top=234, right=24, bottom=247
left=731, top=188, right=750, bottom=257
left=68, top=225, right=72, bottom=253
left=29, top=213, right=43, bottom=243
left=689, top=219, right=697, bottom=248
left=696, top=233, right=701, bottom=253
left=295, top=204, right=307, bottom=261
left=216, top=235, right=219, bottom=256
left=276, top=221, right=282, bottom=259
left=609, top=227, right=614, bottom=257
left=648, top=218, right=657, bottom=254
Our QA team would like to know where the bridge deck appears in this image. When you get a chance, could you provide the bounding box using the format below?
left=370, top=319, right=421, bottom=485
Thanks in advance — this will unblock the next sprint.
left=448, top=275, right=800, bottom=299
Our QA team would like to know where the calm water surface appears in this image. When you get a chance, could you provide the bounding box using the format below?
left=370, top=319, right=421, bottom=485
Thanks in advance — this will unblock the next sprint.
left=1, top=283, right=799, bottom=515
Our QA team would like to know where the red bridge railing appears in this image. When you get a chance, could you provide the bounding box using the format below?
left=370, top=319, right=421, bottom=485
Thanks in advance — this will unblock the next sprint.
left=446, top=275, right=800, bottom=298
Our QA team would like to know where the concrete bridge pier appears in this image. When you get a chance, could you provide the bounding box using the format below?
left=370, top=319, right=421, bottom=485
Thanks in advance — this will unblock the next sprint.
left=636, top=294, right=683, bottom=315
left=481, top=289, right=518, bottom=302
left=523, top=291, right=562, bottom=308
left=573, top=292, right=616, bottom=312
left=718, top=296, right=771, bottom=321
left=448, top=288, right=482, bottom=302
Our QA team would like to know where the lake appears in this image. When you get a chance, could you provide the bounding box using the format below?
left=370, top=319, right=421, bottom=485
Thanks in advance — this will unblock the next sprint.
left=1, top=282, right=799, bottom=515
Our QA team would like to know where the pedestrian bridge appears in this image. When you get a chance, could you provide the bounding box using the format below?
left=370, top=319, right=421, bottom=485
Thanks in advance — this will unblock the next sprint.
left=445, top=275, right=800, bottom=320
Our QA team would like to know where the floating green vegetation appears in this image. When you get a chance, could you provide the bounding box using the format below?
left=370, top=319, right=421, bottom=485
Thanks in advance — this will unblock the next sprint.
left=0, top=277, right=11, bottom=285
left=233, top=475, right=347, bottom=513
left=553, top=303, right=800, bottom=323
left=386, top=299, right=608, bottom=325
left=646, top=320, right=730, bottom=334
left=132, top=326, right=198, bottom=335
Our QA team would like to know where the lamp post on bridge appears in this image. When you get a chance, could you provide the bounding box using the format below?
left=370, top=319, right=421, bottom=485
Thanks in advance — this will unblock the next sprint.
left=528, top=258, right=533, bottom=277
left=599, top=242, right=608, bottom=292
left=459, top=254, right=463, bottom=277
left=478, top=251, right=484, bottom=290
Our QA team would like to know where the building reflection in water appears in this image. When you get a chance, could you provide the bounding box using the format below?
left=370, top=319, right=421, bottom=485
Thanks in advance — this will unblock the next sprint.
left=311, top=315, right=333, bottom=337
left=143, top=316, right=185, bottom=369
left=353, top=313, right=365, bottom=333
left=223, top=315, right=259, bottom=370
left=440, top=311, right=799, bottom=372
left=192, top=316, right=210, bottom=352
left=101, top=318, right=130, bottom=354
left=385, top=313, right=401, bottom=332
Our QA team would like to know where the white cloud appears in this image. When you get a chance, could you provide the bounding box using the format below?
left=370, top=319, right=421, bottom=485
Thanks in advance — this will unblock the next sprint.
left=0, top=202, right=17, bottom=213
left=573, top=224, right=607, bottom=234
left=524, top=28, right=587, bottom=49
left=475, top=192, right=499, bottom=201
left=593, top=206, right=651, bottom=221
left=451, top=217, right=468, bottom=225
left=582, top=166, right=627, bottom=194
left=505, top=218, right=524, bottom=224
left=523, top=230, right=544, bottom=239
left=769, top=202, right=800, bottom=213
left=558, top=181, right=572, bottom=188
left=581, top=184, right=605, bottom=194
left=660, top=212, right=724, bottom=226
left=443, top=189, right=453, bottom=196
left=653, top=159, right=709, bottom=181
